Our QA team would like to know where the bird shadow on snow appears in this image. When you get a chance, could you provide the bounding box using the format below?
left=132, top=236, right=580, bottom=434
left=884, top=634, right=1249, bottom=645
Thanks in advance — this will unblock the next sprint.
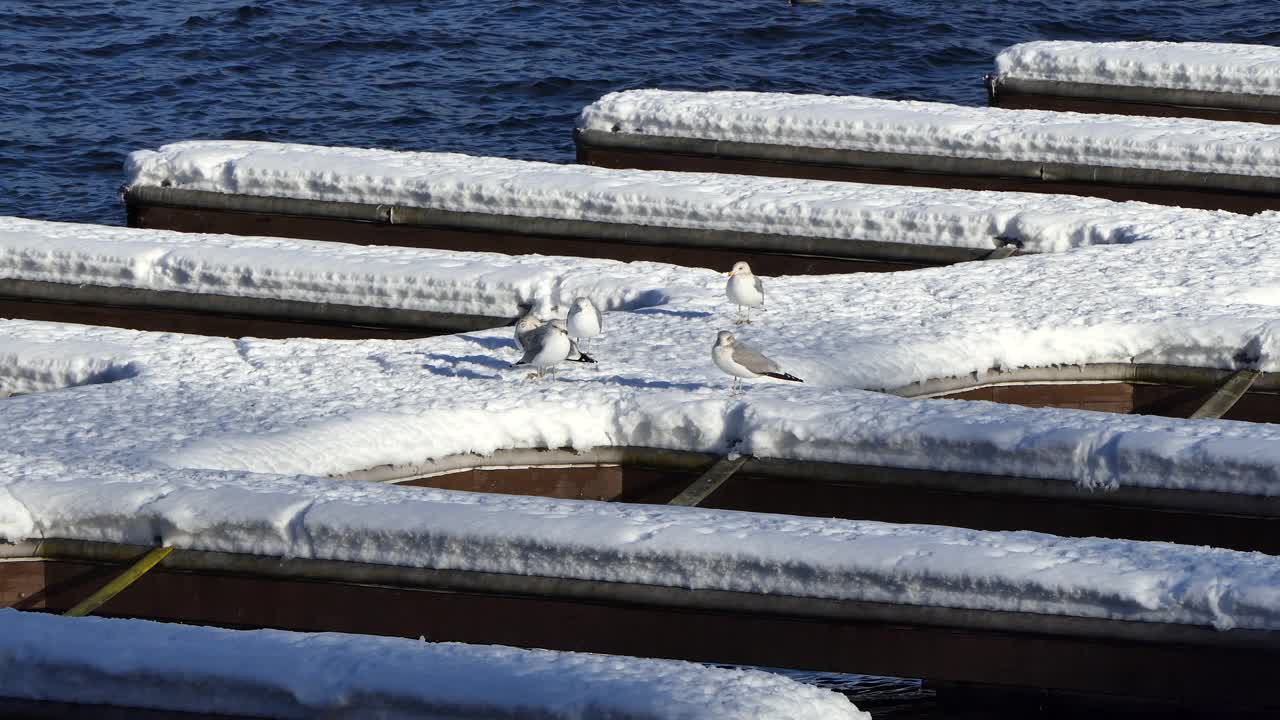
left=420, top=353, right=510, bottom=379
left=630, top=307, right=714, bottom=319
left=457, top=334, right=516, bottom=351
left=564, top=373, right=708, bottom=393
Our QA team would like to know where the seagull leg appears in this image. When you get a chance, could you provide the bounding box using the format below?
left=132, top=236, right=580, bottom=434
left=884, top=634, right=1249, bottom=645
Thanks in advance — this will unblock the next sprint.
left=734, top=305, right=746, bottom=325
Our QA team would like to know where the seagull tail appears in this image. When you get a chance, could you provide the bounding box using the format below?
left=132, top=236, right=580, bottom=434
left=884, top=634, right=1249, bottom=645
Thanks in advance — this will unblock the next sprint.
left=569, top=351, right=598, bottom=364
left=764, top=372, right=803, bottom=383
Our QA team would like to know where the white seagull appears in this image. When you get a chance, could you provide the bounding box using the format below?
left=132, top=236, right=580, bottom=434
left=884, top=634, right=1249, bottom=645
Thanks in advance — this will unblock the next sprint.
left=512, top=319, right=573, bottom=380
left=566, top=297, right=603, bottom=354
left=725, top=261, right=764, bottom=324
left=711, top=330, right=803, bottom=393
left=514, top=305, right=595, bottom=363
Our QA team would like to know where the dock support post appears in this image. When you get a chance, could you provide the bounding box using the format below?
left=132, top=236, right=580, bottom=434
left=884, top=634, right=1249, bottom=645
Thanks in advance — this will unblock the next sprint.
left=668, top=455, right=750, bottom=507
left=64, top=546, right=174, bottom=617
left=1189, top=369, right=1262, bottom=420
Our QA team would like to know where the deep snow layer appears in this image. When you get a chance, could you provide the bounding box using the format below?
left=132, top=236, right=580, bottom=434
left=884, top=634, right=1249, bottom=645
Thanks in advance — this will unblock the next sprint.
left=0, top=611, right=864, bottom=719
left=578, top=89, right=1280, bottom=177
left=125, top=141, right=1227, bottom=254
left=0, top=217, right=678, bottom=319
left=995, top=41, right=1280, bottom=96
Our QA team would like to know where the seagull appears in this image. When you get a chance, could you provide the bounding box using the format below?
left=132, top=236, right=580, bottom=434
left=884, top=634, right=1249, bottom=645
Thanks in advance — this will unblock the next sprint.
left=711, top=330, right=803, bottom=393
left=566, top=297, right=603, bottom=354
left=512, top=319, right=573, bottom=380
left=514, top=309, right=544, bottom=351
left=725, top=261, right=764, bottom=325
left=514, top=305, right=595, bottom=363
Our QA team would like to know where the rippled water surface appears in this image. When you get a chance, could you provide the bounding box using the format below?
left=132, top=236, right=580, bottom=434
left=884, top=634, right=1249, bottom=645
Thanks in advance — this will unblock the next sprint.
left=3, top=0, right=1279, bottom=225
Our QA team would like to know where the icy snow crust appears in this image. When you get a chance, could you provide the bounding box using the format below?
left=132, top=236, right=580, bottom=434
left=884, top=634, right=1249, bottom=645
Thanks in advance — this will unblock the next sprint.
left=996, top=41, right=1280, bottom=96
left=5, top=211, right=1280, bottom=631
left=579, top=89, right=1280, bottom=177
left=0, top=611, right=865, bottom=719
left=125, top=140, right=1223, bottom=254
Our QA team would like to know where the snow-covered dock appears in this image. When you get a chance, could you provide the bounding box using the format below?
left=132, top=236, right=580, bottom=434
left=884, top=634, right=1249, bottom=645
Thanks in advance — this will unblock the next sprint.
left=0, top=217, right=673, bottom=339
left=576, top=89, right=1280, bottom=213
left=4, top=509, right=1280, bottom=709
left=119, top=140, right=1218, bottom=275
left=0, top=610, right=864, bottom=719
left=4, top=199, right=1280, bottom=705
left=989, top=41, right=1280, bottom=124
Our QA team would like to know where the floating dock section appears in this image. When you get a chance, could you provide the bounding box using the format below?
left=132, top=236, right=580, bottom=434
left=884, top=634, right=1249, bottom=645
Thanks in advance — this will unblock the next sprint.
left=342, top=442, right=1280, bottom=554
left=111, top=141, right=1201, bottom=276
left=576, top=89, right=1280, bottom=213
left=989, top=41, right=1280, bottom=124
left=3, top=526, right=1277, bottom=713
left=0, top=217, right=649, bottom=339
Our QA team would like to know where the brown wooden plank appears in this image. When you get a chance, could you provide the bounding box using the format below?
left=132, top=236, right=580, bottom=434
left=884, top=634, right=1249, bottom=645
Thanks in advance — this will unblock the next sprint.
left=5, top=559, right=1274, bottom=710
left=938, top=382, right=1280, bottom=424
left=991, top=91, right=1280, bottom=125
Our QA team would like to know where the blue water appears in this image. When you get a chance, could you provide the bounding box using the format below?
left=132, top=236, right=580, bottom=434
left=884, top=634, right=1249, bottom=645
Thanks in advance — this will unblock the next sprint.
left=3, top=0, right=1279, bottom=227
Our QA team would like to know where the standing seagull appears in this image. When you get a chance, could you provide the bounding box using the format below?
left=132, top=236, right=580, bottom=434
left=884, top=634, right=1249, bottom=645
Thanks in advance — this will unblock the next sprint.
left=566, top=297, right=603, bottom=354
left=514, top=308, right=544, bottom=351
left=515, top=305, right=595, bottom=363
left=513, top=319, right=572, bottom=380
left=725, top=261, right=764, bottom=325
left=712, top=330, right=803, bottom=393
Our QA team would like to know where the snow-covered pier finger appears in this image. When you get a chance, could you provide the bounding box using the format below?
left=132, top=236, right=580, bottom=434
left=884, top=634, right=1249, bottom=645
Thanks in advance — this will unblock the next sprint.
left=0, top=217, right=672, bottom=339
left=124, top=140, right=1230, bottom=275
left=339, top=441, right=1280, bottom=555
left=0, top=610, right=865, bottom=719
left=4, top=493, right=1280, bottom=710
left=577, top=89, right=1280, bottom=213
left=990, top=41, right=1280, bottom=124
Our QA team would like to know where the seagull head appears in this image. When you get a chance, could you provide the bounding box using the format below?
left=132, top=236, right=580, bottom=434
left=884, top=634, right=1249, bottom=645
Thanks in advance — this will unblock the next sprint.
left=715, top=330, right=736, bottom=348
left=571, top=297, right=595, bottom=312
left=515, top=314, right=543, bottom=334
left=727, top=261, right=752, bottom=277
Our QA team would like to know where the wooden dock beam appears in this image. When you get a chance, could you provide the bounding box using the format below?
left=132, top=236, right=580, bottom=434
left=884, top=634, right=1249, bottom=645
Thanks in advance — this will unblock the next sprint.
left=3, top=539, right=1276, bottom=711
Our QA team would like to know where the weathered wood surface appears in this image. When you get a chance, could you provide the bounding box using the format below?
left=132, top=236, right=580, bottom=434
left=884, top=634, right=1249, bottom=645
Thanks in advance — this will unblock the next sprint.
left=1, top=546, right=1274, bottom=711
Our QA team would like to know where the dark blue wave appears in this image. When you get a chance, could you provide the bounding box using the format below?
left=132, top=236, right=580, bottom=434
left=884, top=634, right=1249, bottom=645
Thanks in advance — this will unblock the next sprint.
left=0, top=0, right=1277, bottom=224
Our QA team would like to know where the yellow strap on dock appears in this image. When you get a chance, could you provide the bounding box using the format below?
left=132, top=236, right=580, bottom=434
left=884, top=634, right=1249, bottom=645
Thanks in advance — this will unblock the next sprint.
left=669, top=455, right=750, bottom=507
left=1189, top=369, right=1262, bottom=420
left=64, top=545, right=173, bottom=618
